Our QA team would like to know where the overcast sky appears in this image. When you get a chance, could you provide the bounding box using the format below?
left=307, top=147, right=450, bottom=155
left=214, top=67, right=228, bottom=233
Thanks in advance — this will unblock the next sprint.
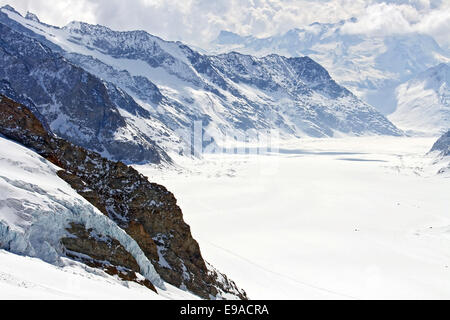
left=1, top=0, right=449, bottom=48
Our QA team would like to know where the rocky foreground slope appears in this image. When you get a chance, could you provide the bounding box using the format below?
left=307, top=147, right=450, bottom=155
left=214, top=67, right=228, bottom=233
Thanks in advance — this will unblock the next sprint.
left=0, top=95, right=246, bottom=299
left=430, top=130, right=450, bottom=174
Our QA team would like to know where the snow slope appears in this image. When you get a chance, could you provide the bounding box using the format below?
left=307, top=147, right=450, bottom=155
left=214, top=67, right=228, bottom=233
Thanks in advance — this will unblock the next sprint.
left=137, top=136, right=450, bottom=299
left=0, top=135, right=198, bottom=299
left=0, top=249, right=197, bottom=300
left=389, top=63, right=450, bottom=135
left=210, top=21, right=450, bottom=115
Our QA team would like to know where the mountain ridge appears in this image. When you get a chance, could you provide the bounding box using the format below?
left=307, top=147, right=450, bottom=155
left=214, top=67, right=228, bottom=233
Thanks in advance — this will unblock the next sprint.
left=0, top=5, right=402, bottom=160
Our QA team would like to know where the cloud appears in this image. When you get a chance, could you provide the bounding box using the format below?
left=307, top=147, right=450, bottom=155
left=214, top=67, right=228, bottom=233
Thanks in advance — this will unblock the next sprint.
left=340, top=1, right=450, bottom=47
left=415, top=2, right=450, bottom=46
left=340, top=3, right=417, bottom=36
left=0, top=0, right=448, bottom=48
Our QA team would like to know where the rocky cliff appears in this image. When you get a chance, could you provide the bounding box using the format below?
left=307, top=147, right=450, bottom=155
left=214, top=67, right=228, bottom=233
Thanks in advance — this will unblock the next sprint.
left=0, top=94, right=246, bottom=299
left=431, top=130, right=450, bottom=157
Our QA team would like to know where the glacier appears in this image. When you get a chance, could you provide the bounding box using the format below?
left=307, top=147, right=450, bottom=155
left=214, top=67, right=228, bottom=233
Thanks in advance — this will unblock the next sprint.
left=138, top=136, right=450, bottom=299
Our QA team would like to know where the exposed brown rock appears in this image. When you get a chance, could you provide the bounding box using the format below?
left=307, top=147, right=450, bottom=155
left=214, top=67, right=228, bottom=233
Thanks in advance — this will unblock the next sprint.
left=62, top=222, right=157, bottom=293
left=0, top=95, right=247, bottom=299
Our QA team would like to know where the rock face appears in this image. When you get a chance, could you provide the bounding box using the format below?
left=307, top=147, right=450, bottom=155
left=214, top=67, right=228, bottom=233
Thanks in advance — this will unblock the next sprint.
left=0, top=95, right=247, bottom=300
left=0, top=5, right=401, bottom=153
left=0, top=22, right=172, bottom=164
left=62, top=222, right=157, bottom=292
left=431, top=130, right=450, bottom=157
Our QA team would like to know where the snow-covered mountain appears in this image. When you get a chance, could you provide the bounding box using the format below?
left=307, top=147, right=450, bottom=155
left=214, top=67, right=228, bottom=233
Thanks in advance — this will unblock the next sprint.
left=389, top=63, right=450, bottom=135
left=0, top=5, right=401, bottom=160
left=210, top=20, right=450, bottom=115
left=0, top=18, right=177, bottom=164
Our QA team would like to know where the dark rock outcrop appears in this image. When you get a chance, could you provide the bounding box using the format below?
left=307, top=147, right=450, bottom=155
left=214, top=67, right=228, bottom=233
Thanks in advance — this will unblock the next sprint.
left=62, top=222, right=157, bottom=292
left=430, top=130, right=450, bottom=157
left=0, top=95, right=247, bottom=299
left=430, top=130, right=450, bottom=174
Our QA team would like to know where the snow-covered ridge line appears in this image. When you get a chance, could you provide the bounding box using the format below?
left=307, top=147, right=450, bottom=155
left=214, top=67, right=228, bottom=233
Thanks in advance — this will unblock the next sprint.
left=0, top=4, right=402, bottom=154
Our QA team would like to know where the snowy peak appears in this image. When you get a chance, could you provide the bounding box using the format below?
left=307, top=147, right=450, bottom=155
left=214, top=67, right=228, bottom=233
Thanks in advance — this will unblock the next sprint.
left=213, top=18, right=357, bottom=53
left=63, top=20, right=87, bottom=32
left=25, top=11, right=40, bottom=23
left=208, top=52, right=350, bottom=99
left=1, top=4, right=20, bottom=15
left=61, top=19, right=188, bottom=57
left=286, top=56, right=350, bottom=98
left=376, top=34, right=447, bottom=78
left=215, top=30, right=248, bottom=45
left=389, top=63, right=450, bottom=135
left=417, top=63, right=450, bottom=86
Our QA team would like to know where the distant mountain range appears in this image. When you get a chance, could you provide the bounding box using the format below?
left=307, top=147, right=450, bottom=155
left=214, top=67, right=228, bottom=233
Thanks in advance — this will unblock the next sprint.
left=0, top=5, right=401, bottom=164
left=209, top=19, right=450, bottom=120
